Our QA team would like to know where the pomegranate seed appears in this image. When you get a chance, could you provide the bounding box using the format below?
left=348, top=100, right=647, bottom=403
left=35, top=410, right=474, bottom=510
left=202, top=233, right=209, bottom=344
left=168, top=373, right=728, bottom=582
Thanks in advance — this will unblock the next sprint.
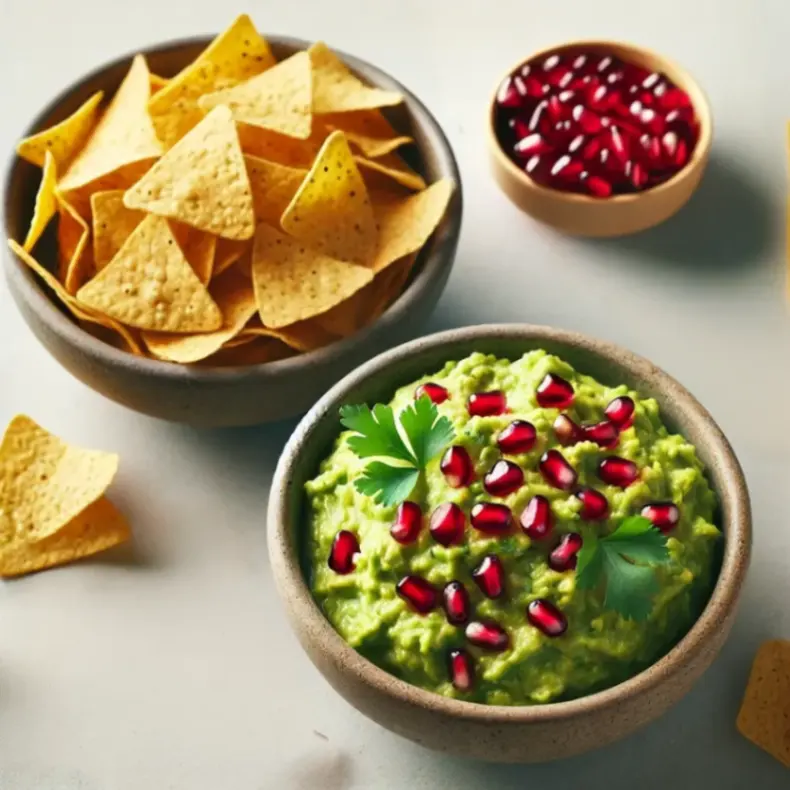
left=513, top=132, right=552, bottom=158
left=470, top=502, right=513, bottom=535
left=528, top=99, right=550, bottom=133
left=524, top=76, right=545, bottom=97
left=630, top=161, right=648, bottom=189
left=608, top=126, right=630, bottom=164
left=572, top=104, right=603, bottom=134
left=397, top=575, right=438, bottom=614
left=468, top=390, right=507, bottom=417
left=465, top=620, right=510, bottom=652
left=440, top=446, right=475, bottom=489
left=605, top=396, right=635, bottom=429
left=550, top=155, right=584, bottom=184
left=546, top=95, right=564, bottom=120
left=328, top=530, right=360, bottom=575
left=527, top=599, right=568, bottom=637
left=448, top=648, right=475, bottom=691
left=442, top=581, right=471, bottom=626
left=539, top=450, right=577, bottom=490
left=536, top=373, right=575, bottom=408
left=390, top=501, right=423, bottom=544
left=415, top=382, right=449, bottom=404
left=496, top=76, right=522, bottom=108
left=575, top=488, right=609, bottom=520
left=472, top=555, right=506, bottom=599
left=520, top=495, right=554, bottom=540
left=598, top=457, right=639, bottom=488
left=497, top=420, right=537, bottom=454
left=484, top=460, right=524, bottom=497
left=429, top=503, right=465, bottom=546
left=673, top=138, right=689, bottom=168
left=641, top=502, right=680, bottom=533
left=585, top=175, right=612, bottom=197
left=582, top=420, right=619, bottom=448
left=657, top=87, right=691, bottom=111
left=508, top=117, right=531, bottom=139
left=582, top=136, right=602, bottom=160
left=549, top=533, right=583, bottom=572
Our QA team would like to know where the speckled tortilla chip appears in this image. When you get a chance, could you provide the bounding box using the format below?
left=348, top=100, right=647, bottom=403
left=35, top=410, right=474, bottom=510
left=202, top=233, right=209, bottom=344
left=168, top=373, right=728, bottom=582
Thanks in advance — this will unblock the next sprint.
left=213, top=238, right=250, bottom=277
left=236, top=123, right=320, bottom=167
left=16, top=91, right=103, bottom=169
left=123, top=106, right=254, bottom=240
left=91, top=190, right=145, bottom=271
left=244, top=155, right=306, bottom=225
left=76, top=214, right=222, bottom=332
left=169, top=220, right=216, bottom=284
left=356, top=152, right=426, bottom=191
left=148, top=14, right=275, bottom=147
left=199, top=51, right=312, bottom=139
left=56, top=193, right=93, bottom=294
left=23, top=151, right=58, bottom=251
left=280, top=131, right=377, bottom=264
left=319, top=109, right=412, bottom=158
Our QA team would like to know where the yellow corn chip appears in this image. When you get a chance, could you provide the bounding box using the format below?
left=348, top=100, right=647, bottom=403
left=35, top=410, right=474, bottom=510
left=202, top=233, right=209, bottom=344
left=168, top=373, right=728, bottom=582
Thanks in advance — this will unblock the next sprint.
left=280, top=131, right=377, bottom=264
left=169, top=220, right=216, bottom=284
left=239, top=318, right=339, bottom=352
left=23, top=150, right=58, bottom=251
left=199, top=51, right=312, bottom=139
left=237, top=123, right=320, bottom=167
left=213, top=238, right=250, bottom=277
left=252, top=224, right=373, bottom=328
left=149, top=14, right=275, bottom=147
left=309, top=42, right=402, bottom=113
left=76, top=214, right=222, bottom=332
left=0, top=495, right=130, bottom=578
left=244, top=155, right=306, bottom=225
left=79, top=320, right=144, bottom=356
left=149, top=72, right=169, bottom=94
left=199, top=337, right=295, bottom=366
left=91, top=190, right=146, bottom=270
left=123, top=106, right=255, bottom=240
left=16, top=91, right=103, bottom=169
left=56, top=193, right=93, bottom=294
left=356, top=152, right=426, bottom=191
left=319, top=109, right=412, bottom=158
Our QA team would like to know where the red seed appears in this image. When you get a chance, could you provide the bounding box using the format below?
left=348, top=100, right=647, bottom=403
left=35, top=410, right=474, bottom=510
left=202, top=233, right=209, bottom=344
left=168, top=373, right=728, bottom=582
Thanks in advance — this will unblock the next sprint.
left=328, top=530, right=360, bottom=575
left=585, top=174, right=612, bottom=197
left=536, top=373, right=575, bottom=408
left=513, top=132, right=552, bottom=158
left=527, top=599, right=568, bottom=637
left=415, top=382, right=449, bottom=404
left=465, top=620, right=510, bottom=651
left=572, top=104, right=603, bottom=134
left=641, top=502, right=680, bottom=533
left=539, top=450, right=578, bottom=490
left=390, top=501, right=423, bottom=545
left=630, top=161, right=648, bottom=189
left=429, top=503, right=465, bottom=546
left=524, top=75, right=545, bottom=97
left=608, top=126, right=630, bottom=164
left=496, top=76, right=522, bottom=108
left=582, top=420, right=619, bottom=449
left=546, top=94, right=564, bottom=120
left=497, top=420, right=537, bottom=454
left=440, top=446, right=475, bottom=489
left=468, top=390, right=507, bottom=417
left=551, top=416, right=578, bottom=445
left=472, top=555, right=506, bottom=599
left=582, top=136, right=602, bottom=160
left=598, top=457, right=639, bottom=488
left=575, top=488, right=610, bottom=520
left=528, top=99, right=550, bottom=133
left=640, top=107, right=665, bottom=136
left=657, top=87, right=691, bottom=111
left=470, top=502, right=513, bottom=535
left=673, top=138, right=689, bottom=168
left=550, top=155, right=584, bottom=183
left=605, top=396, right=635, bottom=429
left=508, top=117, right=531, bottom=139
left=448, top=648, right=475, bottom=691
left=442, top=581, right=472, bottom=626
left=549, top=533, right=583, bottom=572
left=638, top=133, right=662, bottom=165
left=484, top=460, right=524, bottom=497
left=520, top=495, right=554, bottom=540
left=397, top=575, right=438, bottom=614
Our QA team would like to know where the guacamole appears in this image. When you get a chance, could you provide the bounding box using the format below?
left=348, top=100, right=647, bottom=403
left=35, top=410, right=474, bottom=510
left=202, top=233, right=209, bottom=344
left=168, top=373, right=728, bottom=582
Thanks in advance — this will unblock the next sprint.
left=306, top=351, right=720, bottom=705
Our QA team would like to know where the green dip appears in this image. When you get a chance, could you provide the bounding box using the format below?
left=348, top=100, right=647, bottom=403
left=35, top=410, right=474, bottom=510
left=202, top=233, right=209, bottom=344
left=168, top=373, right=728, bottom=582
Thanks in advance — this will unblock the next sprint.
left=306, top=351, right=720, bottom=705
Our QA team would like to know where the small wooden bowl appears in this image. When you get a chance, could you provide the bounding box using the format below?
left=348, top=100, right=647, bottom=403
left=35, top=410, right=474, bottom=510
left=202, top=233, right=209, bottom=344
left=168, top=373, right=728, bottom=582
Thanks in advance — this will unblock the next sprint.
left=487, top=40, right=713, bottom=237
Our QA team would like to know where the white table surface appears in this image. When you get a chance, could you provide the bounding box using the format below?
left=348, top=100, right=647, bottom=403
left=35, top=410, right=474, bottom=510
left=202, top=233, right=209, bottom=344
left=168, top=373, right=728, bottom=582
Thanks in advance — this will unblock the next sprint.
left=1, top=1, right=789, bottom=787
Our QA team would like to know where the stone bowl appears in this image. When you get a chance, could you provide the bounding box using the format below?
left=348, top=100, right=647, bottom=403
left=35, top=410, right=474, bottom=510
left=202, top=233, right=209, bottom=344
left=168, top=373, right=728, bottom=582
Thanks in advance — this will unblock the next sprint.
left=3, top=36, right=462, bottom=427
left=267, top=324, right=751, bottom=763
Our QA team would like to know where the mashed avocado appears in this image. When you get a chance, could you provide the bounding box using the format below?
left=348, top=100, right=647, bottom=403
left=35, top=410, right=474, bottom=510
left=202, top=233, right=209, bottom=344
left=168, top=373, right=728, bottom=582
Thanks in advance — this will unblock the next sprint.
left=306, top=351, right=720, bottom=705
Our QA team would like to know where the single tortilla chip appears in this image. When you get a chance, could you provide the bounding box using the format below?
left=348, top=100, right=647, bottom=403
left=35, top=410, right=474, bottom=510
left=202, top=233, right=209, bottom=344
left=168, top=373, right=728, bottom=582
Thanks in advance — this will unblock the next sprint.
left=123, top=106, right=255, bottom=240
left=356, top=153, right=426, bottom=192
left=309, top=42, right=402, bottom=113
left=252, top=224, right=373, bottom=328
left=236, top=123, right=320, bottom=167
left=23, top=151, right=58, bottom=251
left=199, top=337, right=295, bottom=366
left=59, top=55, right=162, bottom=193
left=16, top=91, right=103, bottom=169
left=319, top=109, right=412, bottom=158
left=91, top=190, right=146, bottom=270
left=0, top=495, right=130, bottom=578
left=199, top=51, right=312, bottom=139
left=149, top=14, right=275, bottom=147
left=244, top=155, right=306, bottom=225
left=0, top=415, right=119, bottom=545
left=56, top=193, right=93, bottom=294
left=239, top=318, right=339, bottom=352
left=213, top=238, right=250, bottom=277
left=280, top=131, right=377, bottom=264
left=169, top=220, right=216, bottom=284
left=76, top=214, right=222, bottom=332
left=737, top=640, right=790, bottom=768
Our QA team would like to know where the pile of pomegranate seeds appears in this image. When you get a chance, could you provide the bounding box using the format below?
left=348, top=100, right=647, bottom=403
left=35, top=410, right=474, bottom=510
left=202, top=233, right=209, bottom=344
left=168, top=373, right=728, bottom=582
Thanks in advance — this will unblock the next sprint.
left=494, top=50, right=699, bottom=196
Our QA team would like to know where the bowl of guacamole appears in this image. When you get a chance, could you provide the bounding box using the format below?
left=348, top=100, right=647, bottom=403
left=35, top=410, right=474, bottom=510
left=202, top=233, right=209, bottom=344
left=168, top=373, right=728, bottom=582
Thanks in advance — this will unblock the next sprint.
left=268, top=325, right=751, bottom=762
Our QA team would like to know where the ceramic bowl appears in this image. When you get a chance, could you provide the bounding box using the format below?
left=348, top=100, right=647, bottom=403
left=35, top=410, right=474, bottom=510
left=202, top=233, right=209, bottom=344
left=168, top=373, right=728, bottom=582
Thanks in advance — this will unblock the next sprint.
left=487, top=40, right=712, bottom=237
left=3, top=36, right=462, bottom=427
left=268, top=324, right=751, bottom=763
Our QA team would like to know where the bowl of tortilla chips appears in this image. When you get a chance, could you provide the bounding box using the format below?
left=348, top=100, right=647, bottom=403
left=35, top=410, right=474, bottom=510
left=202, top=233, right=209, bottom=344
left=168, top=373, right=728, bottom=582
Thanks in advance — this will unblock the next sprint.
left=3, top=14, right=462, bottom=426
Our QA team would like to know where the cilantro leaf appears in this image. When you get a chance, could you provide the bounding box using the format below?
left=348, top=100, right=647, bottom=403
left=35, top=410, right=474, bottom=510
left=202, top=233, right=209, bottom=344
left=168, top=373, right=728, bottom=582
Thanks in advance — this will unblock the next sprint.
left=575, top=531, right=604, bottom=590
left=353, top=462, right=420, bottom=506
left=399, top=395, right=455, bottom=467
left=603, top=515, right=669, bottom=565
left=602, top=553, right=660, bottom=621
left=339, top=403, right=416, bottom=464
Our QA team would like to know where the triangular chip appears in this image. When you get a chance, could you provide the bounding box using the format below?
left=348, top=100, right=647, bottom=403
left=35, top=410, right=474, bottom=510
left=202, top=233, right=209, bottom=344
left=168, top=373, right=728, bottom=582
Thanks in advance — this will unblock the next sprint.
left=199, top=51, right=312, bottom=139
left=23, top=150, right=58, bottom=251
left=91, top=190, right=146, bottom=270
left=318, top=110, right=412, bottom=158
left=237, top=123, right=320, bottom=167
left=56, top=193, right=93, bottom=294
left=169, top=220, right=216, bottom=284
left=280, top=131, right=377, bottom=264
left=76, top=214, right=222, bottom=332
left=148, top=14, right=275, bottom=147
left=251, top=224, right=373, bottom=328
left=213, top=238, right=250, bottom=277
left=123, top=106, right=255, bottom=240
left=309, top=42, right=402, bottom=113
left=16, top=91, right=103, bottom=169
left=356, top=153, right=426, bottom=192
left=59, top=55, right=162, bottom=193
left=244, top=155, right=306, bottom=225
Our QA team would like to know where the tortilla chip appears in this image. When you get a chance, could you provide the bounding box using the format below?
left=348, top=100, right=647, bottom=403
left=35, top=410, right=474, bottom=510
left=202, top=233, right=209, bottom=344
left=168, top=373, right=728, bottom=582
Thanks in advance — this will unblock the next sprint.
left=199, top=51, right=312, bottom=139
left=319, top=109, right=412, bottom=157
left=16, top=92, right=103, bottom=169
left=200, top=337, right=295, bottom=366
left=148, top=14, right=275, bottom=147
left=149, top=72, right=169, bottom=94
left=169, top=220, right=216, bottom=284
left=91, top=190, right=146, bottom=270
left=79, top=319, right=144, bottom=356
left=356, top=152, right=426, bottom=191
left=244, top=155, right=306, bottom=225
left=59, top=55, right=162, bottom=193
left=371, top=178, right=453, bottom=272
left=56, top=193, right=93, bottom=294
left=309, top=42, right=402, bottom=113
left=143, top=271, right=256, bottom=362
left=76, top=214, right=222, bottom=332
left=236, top=123, right=320, bottom=167
left=213, top=238, right=250, bottom=277
left=252, top=224, right=373, bottom=328
left=23, top=151, right=58, bottom=251
left=123, top=106, right=255, bottom=240
left=281, top=131, right=377, bottom=264
left=239, top=318, right=339, bottom=352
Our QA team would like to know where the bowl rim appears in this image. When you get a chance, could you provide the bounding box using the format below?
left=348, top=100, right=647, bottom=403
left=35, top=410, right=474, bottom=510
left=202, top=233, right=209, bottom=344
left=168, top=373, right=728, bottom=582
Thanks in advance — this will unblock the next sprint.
left=3, top=34, right=462, bottom=381
left=268, top=323, right=751, bottom=723
left=486, top=38, right=714, bottom=206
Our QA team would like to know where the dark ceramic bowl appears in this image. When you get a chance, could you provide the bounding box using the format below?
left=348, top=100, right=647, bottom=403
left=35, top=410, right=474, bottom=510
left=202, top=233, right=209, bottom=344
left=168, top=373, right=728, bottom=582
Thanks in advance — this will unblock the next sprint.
left=268, top=324, right=751, bottom=762
left=3, top=36, right=462, bottom=427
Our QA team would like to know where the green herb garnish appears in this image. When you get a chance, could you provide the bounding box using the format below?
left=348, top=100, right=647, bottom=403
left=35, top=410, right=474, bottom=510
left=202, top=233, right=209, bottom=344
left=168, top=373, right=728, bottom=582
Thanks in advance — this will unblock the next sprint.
left=340, top=396, right=454, bottom=506
left=576, top=516, right=671, bottom=621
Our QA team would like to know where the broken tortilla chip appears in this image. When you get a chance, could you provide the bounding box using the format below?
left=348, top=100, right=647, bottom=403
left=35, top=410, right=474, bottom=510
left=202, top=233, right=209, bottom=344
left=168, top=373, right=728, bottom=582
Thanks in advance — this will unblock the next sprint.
left=56, top=193, right=92, bottom=294
left=23, top=151, right=58, bottom=251
left=91, top=190, right=145, bottom=270
left=244, top=155, right=306, bottom=225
